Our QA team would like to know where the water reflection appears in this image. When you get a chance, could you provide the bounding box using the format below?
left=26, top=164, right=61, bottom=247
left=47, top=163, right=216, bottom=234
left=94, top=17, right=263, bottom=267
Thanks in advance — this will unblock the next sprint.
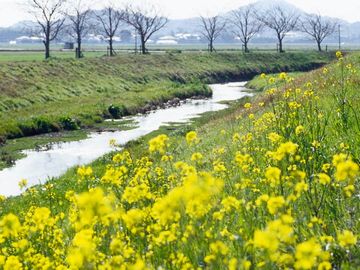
left=0, top=82, right=251, bottom=196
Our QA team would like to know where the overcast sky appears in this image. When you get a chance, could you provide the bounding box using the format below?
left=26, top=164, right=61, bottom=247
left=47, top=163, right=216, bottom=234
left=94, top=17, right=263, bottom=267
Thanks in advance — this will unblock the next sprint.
left=2, top=0, right=360, bottom=27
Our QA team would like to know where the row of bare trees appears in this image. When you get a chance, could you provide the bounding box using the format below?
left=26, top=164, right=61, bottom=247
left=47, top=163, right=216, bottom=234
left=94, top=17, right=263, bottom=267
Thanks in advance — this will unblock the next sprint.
left=28, top=0, right=338, bottom=58
left=28, top=0, right=168, bottom=59
left=200, top=5, right=338, bottom=53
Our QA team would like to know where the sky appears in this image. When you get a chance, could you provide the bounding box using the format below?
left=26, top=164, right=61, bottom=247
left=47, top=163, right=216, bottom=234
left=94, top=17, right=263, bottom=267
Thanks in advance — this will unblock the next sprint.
left=1, top=0, right=360, bottom=27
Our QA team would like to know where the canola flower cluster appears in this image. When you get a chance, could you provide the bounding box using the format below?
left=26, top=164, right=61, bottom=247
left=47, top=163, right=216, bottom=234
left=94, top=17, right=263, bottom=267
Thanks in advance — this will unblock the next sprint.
left=0, top=52, right=359, bottom=269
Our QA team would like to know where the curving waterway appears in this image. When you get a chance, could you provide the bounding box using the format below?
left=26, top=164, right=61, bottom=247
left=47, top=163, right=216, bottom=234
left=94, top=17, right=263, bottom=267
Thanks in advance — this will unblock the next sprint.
left=0, top=82, right=252, bottom=197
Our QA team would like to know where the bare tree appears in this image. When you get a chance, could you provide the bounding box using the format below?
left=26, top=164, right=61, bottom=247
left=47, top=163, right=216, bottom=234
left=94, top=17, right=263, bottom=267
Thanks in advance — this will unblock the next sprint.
left=28, top=0, right=66, bottom=59
left=67, top=0, right=92, bottom=58
left=258, top=6, right=299, bottom=53
left=123, top=5, right=168, bottom=54
left=200, top=15, right=226, bottom=53
left=96, top=6, right=123, bottom=56
left=229, top=5, right=263, bottom=53
left=300, top=14, right=337, bottom=52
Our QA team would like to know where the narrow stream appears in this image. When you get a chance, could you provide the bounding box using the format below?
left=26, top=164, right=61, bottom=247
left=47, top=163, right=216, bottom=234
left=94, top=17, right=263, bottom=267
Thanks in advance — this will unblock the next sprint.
left=0, top=82, right=252, bottom=197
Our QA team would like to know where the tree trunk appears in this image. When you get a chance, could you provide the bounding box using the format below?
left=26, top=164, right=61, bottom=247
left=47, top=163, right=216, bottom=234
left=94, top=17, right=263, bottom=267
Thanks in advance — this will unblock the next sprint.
left=141, top=35, right=146, bottom=54
left=244, top=40, right=249, bottom=53
left=109, top=37, right=114, bottom=56
left=209, top=40, right=214, bottom=53
left=44, top=39, right=50, bottom=59
left=317, top=41, right=322, bottom=52
left=45, top=24, right=50, bottom=59
left=77, top=35, right=82, bottom=58
left=279, top=38, right=284, bottom=53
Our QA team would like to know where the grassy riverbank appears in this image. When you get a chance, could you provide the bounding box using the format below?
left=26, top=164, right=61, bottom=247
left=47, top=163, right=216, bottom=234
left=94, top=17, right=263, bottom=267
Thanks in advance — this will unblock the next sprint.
left=0, top=52, right=333, bottom=141
left=0, top=52, right=334, bottom=169
left=0, top=52, right=359, bottom=269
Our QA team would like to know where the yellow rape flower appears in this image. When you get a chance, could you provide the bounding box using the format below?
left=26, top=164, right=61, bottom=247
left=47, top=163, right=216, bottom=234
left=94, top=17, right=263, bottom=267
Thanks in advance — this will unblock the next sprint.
left=295, top=181, right=309, bottom=195
left=77, top=166, right=93, bottom=179
left=149, top=134, right=169, bottom=154
left=337, top=230, right=357, bottom=248
left=244, top=103, right=252, bottom=109
left=267, top=88, right=276, bottom=95
left=265, top=167, right=281, bottom=186
left=74, top=188, right=114, bottom=229
left=213, top=160, right=227, bottom=172
left=268, top=132, right=282, bottom=143
left=67, top=229, right=96, bottom=269
left=30, top=207, right=54, bottom=231
left=242, top=260, right=252, bottom=270
left=191, top=152, right=203, bottom=163
left=255, top=194, right=269, bottom=206
left=18, top=179, right=28, bottom=190
left=122, top=183, right=153, bottom=204
left=268, top=77, right=275, bottom=84
left=295, top=125, right=304, bottom=135
left=0, top=213, right=21, bottom=238
left=228, top=258, right=238, bottom=270
left=161, top=154, right=173, bottom=162
left=317, top=173, right=331, bottom=185
left=343, top=185, right=355, bottom=197
left=322, top=163, right=331, bottom=173
left=332, top=153, right=348, bottom=166
left=279, top=72, right=287, bottom=80
left=334, top=159, right=359, bottom=182
left=122, top=208, right=146, bottom=234
left=185, top=131, right=198, bottom=145
left=221, top=196, right=241, bottom=212
left=210, top=240, right=229, bottom=256
left=271, top=142, right=298, bottom=161
left=128, top=257, right=147, bottom=270
left=294, top=239, right=322, bottom=270
left=318, top=261, right=332, bottom=270
left=4, top=256, right=23, bottom=270
left=253, top=230, right=279, bottom=252
left=267, top=196, right=285, bottom=215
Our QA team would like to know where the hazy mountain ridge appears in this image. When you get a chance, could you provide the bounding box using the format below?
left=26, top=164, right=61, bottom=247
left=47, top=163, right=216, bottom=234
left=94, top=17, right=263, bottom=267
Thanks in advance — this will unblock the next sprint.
left=2, top=0, right=360, bottom=45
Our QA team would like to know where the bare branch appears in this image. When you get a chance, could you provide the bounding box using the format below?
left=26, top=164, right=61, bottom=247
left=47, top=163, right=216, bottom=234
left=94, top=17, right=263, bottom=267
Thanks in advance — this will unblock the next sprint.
left=27, top=0, right=67, bottom=58
left=199, top=15, right=226, bottom=52
left=66, top=0, right=93, bottom=57
left=229, top=4, right=263, bottom=52
left=122, top=4, right=168, bottom=54
left=300, top=14, right=337, bottom=51
left=258, top=6, right=299, bottom=52
left=96, top=5, right=124, bottom=56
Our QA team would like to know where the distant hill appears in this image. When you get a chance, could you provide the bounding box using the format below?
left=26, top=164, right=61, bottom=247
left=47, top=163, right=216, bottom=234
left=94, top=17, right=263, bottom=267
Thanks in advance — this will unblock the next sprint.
left=3, top=0, right=360, bottom=45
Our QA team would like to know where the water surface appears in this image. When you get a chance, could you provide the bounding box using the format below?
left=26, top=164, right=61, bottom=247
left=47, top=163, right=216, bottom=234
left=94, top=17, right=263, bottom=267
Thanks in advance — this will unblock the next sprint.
left=0, top=82, right=251, bottom=196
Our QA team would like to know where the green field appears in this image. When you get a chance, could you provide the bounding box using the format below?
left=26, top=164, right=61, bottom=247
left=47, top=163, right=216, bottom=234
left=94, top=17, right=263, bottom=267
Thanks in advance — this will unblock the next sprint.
left=0, top=41, right=357, bottom=62
left=0, top=52, right=359, bottom=269
left=0, top=51, right=106, bottom=62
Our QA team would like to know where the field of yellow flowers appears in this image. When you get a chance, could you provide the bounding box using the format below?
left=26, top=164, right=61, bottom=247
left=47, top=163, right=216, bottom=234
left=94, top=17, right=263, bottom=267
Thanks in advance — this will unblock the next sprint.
left=0, top=51, right=359, bottom=269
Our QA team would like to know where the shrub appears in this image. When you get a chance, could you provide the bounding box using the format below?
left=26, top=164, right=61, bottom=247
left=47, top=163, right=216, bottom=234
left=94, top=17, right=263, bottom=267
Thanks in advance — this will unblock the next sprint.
left=0, top=136, right=6, bottom=146
left=18, top=120, right=37, bottom=137
left=33, top=116, right=60, bottom=134
left=60, top=116, right=79, bottom=131
left=108, top=104, right=128, bottom=119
